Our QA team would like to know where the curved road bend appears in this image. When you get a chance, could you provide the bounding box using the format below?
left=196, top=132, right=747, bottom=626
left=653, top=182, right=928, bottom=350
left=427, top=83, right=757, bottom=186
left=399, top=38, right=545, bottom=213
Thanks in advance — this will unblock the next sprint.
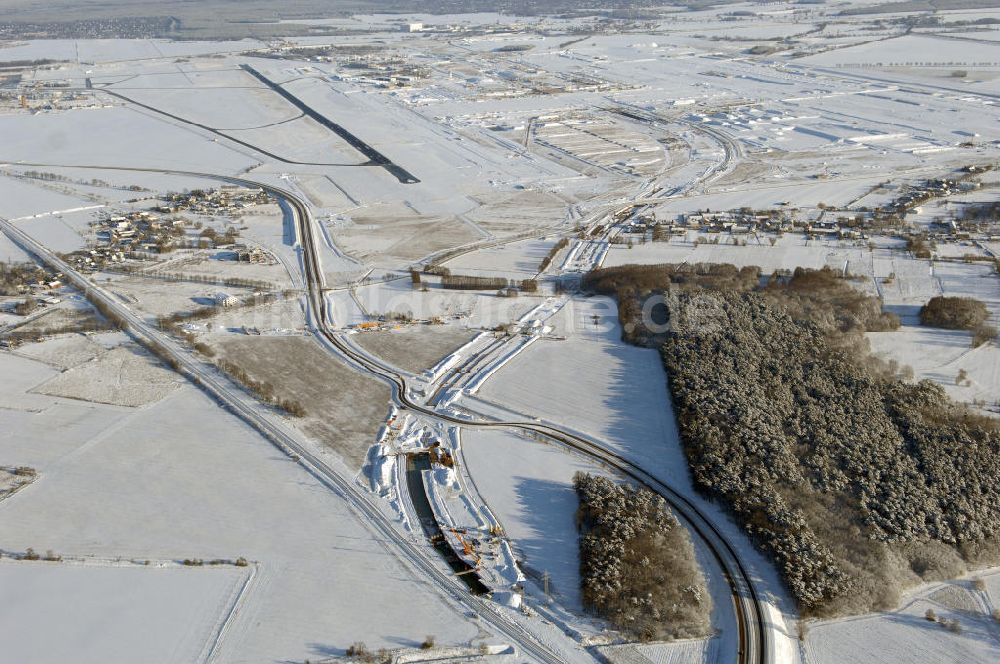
left=0, top=163, right=772, bottom=663
left=288, top=178, right=771, bottom=664
left=0, top=216, right=573, bottom=664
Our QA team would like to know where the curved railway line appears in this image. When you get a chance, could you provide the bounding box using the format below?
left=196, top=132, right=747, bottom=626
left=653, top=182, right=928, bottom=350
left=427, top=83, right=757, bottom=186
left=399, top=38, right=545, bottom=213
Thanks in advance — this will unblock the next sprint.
left=287, top=178, right=770, bottom=664
left=0, top=161, right=772, bottom=663
left=0, top=210, right=572, bottom=664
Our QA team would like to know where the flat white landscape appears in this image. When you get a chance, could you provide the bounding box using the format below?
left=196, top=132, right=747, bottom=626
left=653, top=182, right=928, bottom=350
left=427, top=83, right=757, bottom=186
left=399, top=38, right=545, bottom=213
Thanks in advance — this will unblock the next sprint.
left=0, top=561, right=247, bottom=664
left=463, top=427, right=604, bottom=612
left=0, top=364, right=478, bottom=661
left=478, top=295, right=693, bottom=490
left=2, top=4, right=999, bottom=662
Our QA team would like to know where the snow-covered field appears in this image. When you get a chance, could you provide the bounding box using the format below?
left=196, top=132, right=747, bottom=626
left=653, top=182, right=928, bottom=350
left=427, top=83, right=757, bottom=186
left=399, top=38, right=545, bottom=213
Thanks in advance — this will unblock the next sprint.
left=0, top=561, right=248, bottom=664
left=0, top=107, right=254, bottom=173
left=799, top=34, right=1000, bottom=69
left=351, top=278, right=539, bottom=329
left=0, top=176, right=96, bottom=220
left=0, top=231, right=31, bottom=262
left=3, top=5, right=1000, bottom=662
left=445, top=237, right=558, bottom=279
left=32, top=344, right=182, bottom=406
left=0, top=357, right=478, bottom=661
left=462, top=427, right=607, bottom=612
left=869, top=326, right=1000, bottom=406
left=804, top=574, right=1000, bottom=664
left=600, top=639, right=718, bottom=664
left=603, top=234, right=874, bottom=274
left=476, top=295, right=694, bottom=490
left=0, top=38, right=263, bottom=64
left=13, top=333, right=106, bottom=369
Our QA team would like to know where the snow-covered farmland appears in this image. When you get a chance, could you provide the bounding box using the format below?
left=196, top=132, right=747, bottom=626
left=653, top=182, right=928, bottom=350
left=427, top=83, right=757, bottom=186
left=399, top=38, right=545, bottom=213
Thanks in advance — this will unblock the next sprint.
left=799, top=34, right=1000, bottom=69
left=603, top=234, right=875, bottom=275
left=0, top=370, right=478, bottom=661
left=475, top=295, right=692, bottom=491
left=0, top=176, right=96, bottom=220
left=869, top=326, right=1000, bottom=406
left=0, top=561, right=248, bottom=664
left=2, top=5, right=1000, bottom=662
left=0, top=107, right=255, bottom=173
left=32, top=344, right=182, bottom=406
left=351, top=277, right=539, bottom=329
left=0, top=39, right=263, bottom=64
left=804, top=577, right=1000, bottom=664
left=444, top=237, right=558, bottom=279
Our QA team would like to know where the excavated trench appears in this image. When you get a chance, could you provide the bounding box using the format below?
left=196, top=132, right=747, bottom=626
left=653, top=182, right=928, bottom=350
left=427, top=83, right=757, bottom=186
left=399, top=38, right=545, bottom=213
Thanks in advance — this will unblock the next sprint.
left=404, top=452, right=489, bottom=595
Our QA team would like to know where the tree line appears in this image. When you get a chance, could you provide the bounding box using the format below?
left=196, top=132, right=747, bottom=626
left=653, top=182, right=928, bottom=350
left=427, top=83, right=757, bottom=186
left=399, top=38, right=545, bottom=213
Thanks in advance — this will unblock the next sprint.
left=586, top=263, right=1000, bottom=616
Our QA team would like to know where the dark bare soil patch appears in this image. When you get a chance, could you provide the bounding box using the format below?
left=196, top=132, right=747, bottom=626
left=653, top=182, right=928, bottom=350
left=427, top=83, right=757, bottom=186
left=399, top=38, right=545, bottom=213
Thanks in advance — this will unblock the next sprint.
left=215, top=336, right=390, bottom=466
left=352, top=326, right=476, bottom=375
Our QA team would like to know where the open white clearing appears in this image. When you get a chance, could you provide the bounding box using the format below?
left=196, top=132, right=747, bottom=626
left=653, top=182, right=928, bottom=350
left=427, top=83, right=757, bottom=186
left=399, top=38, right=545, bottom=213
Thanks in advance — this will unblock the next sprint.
left=0, top=373, right=479, bottom=662
left=476, top=295, right=692, bottom=490
left=804, top=596, right=1000, bottom=664
left=0, top=561, right=247, bottom=664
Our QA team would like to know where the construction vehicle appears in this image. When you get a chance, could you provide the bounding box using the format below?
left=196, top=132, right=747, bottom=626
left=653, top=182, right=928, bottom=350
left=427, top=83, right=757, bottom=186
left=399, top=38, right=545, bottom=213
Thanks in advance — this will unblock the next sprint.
left=452, top=528, right=481, bottom=567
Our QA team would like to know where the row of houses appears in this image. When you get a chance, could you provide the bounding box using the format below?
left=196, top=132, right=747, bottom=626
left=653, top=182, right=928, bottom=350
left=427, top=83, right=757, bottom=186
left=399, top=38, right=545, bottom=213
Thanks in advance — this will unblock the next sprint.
left=879, top=177, right=980, bottom=218
left=619, top=208, right=876, bottom=241
left=78, top=209, right=189, bottom=268
left=72, top=187, right=274, bottom=270
left=6, top=276, right=62, bottom=294
left=154, top=186, right=269, bottom=216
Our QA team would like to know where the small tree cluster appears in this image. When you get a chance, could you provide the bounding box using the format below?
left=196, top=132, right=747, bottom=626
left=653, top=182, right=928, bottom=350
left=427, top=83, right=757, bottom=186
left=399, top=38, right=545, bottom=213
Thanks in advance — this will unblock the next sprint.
left=13, top=298, right=37, bottom=316
left=907, top=236, right=933, bottom=258
left=108, top=265, right=273, bottom=291
left=158, top=293, right=277, bottom=331
left=222, top=362, right=270, bottom=407
left=574, top=473, right=710, bottom=640
left=217, top=360, right=306, bottom=418
left=439, top=274, right=539, bottom=292
left=441, top=275, right=510, bottom=290
left=920, top=296, right=989, bottom=331
left=0, top=262, right=49, bottom=296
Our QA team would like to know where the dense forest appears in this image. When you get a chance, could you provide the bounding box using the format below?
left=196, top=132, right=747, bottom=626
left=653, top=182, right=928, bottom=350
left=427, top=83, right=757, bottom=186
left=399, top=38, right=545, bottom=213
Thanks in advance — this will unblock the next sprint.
left=574, top=473, right=710, bottom=639
left=585, top=263, right=1000, bottom=615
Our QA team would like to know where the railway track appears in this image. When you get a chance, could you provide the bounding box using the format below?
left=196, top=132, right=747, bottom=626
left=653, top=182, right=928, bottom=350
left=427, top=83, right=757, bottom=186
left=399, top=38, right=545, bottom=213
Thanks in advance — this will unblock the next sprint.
left=1, top=161, right=771, bottom=663
left=425, top=336, right=507, bottom=406
left=288, top=179, right=770, bottom=664
left=0, top=195, right=571, bottom=664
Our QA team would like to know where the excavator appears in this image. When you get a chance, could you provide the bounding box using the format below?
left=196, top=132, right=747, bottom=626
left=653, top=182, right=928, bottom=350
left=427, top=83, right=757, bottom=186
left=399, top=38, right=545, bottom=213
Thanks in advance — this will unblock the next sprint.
left=451, top=528, right=481, bottom=568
